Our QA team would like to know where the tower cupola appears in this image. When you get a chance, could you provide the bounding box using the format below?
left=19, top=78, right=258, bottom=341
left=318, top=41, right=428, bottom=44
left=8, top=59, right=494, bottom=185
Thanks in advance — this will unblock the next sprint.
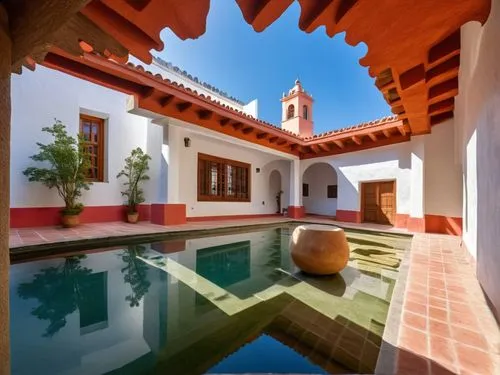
left=281, top=79, right=313, bottom=137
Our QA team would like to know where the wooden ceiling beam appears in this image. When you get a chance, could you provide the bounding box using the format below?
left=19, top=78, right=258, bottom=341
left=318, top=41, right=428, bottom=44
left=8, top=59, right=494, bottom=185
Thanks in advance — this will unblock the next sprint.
left=7, top=0, right=89, bottom=69
left=430, top=111, right=454, bottom=126
left=196, top=109, right=213, bottom=120
left=352, top=136, right=362, bottom=146
left=397, top=125, right=407, bottom=136
left=368, top=133, right=377, bottom=142
left=332, top=140, right=344, bottom=149
left=269, top=136, right=278, bottom=144
left=310, top=144, right=321, bottom=154
left=159, top=94, right=174, bottom=107
left=298, top=146, right=311, bottom=154
left=242, top=127, right=253, bottom=134
left=382, top=129, right=391, bottom=138
left=256, top=132, right=268, bottom=139
left=140, top=86, right=155, bottom=99
left=176, top=102, right=192, bottom=113
left=318, top=143, right=331, bottom=152
left=428, top=98, right=454, bottom=116
left=232, top=122, right=244, bottom=130
left=219, top=118, right=230, bottom=126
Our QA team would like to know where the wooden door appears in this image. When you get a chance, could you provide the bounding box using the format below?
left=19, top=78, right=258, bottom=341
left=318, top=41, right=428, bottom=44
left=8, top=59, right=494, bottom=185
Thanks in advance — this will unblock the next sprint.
left=361, top=181, right=396, bottom=225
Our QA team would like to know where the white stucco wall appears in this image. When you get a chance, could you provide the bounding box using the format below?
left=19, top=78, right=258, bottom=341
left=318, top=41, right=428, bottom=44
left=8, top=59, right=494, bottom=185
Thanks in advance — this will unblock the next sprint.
left=167, top=120, right=294, bottom=217
left=302, top=163, right=338, bottom=216
left=10, top=65, right=152, bottom=208
left=424, top=119, right=462, bottom=217
left=455, top=0, right=500, bottom=319
left=301, top=142, right=413, bottom=215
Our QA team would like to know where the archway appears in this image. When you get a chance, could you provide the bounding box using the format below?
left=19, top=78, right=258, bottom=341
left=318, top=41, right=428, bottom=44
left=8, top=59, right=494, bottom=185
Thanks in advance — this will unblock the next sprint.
left=269, top=170, right=282, bottom=214
left=302, top=163, right=338, bottom=217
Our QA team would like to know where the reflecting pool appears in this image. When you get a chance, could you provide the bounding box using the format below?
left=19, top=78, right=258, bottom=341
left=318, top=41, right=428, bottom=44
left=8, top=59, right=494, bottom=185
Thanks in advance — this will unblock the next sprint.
left=10, top=224, right=411, bottom=374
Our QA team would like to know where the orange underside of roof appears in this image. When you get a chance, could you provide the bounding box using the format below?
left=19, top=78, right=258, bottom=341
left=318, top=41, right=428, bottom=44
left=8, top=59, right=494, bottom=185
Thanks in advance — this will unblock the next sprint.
left=43, top=50, right=412, bottom=159
left=23, top=0, right=491, bottom=149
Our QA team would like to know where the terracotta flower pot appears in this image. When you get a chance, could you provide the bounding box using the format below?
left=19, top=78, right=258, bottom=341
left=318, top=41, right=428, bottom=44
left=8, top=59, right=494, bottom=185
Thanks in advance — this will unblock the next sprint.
left=127, top=212, right=139, bottom=224
left=290, top=224, right=350, bottom=275
left=61, top=214, right=80, bottom=228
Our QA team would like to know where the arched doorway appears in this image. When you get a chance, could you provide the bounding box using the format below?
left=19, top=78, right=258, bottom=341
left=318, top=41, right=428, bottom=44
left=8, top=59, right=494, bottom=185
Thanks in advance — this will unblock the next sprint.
left=269, top=170, right=282, bottom=214
left=302, top=163, right=338, bottom=216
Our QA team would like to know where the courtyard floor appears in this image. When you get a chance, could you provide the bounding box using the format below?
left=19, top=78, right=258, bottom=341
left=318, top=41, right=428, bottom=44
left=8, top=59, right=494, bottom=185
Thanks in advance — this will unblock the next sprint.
left=8, top=217, right=500, bottom=374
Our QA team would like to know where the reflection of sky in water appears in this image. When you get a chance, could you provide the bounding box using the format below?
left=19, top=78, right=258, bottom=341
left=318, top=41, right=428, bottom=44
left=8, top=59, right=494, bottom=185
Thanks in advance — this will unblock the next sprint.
left=207, top=334, right=327, bottom=374
left=9, top=225, right=410, bottom=375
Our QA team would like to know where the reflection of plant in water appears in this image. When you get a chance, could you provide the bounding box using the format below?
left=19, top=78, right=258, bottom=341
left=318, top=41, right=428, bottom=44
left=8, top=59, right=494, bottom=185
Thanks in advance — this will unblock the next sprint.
left=17, top=255, right=92, bottom=337
left=120, top=244, right=151, bottom=307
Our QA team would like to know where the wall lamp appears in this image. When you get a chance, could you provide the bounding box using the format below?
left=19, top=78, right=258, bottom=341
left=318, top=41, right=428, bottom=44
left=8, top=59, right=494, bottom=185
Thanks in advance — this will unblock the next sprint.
left=184, top=137, right=191, bottom=147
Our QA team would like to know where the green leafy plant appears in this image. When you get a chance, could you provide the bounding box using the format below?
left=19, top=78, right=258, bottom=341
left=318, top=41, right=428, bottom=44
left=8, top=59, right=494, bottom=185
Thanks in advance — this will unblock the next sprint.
left=117, top=147, right=151, bottom=214
left=23, top=120, right=92, bottom=216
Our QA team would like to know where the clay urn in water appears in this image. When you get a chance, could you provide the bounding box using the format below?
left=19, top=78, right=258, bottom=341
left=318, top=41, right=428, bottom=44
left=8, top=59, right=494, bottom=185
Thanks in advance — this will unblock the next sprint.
left=290, top=224, right=350, bottom=275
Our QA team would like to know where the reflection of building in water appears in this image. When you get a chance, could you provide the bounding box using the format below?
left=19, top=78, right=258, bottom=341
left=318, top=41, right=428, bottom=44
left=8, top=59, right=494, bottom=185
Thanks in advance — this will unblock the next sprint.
left=10, top=249, right=168, bottom=375
left=9, top=227, right=410, bottom=374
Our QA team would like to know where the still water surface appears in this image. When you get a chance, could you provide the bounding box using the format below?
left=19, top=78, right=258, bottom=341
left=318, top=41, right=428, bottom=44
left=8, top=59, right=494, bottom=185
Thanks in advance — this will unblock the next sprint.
left=10, top=225, right=411, bottom=374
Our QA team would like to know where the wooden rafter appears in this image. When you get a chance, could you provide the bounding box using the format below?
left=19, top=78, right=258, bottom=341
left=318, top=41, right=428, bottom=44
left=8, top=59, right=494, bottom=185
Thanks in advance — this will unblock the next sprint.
left=382, top=129, right=391, bottom=138
left=219, top=118, right=230, bottom=126
left=318, top=143, right=331, bottom=152
left=159, top=94, right=173, bottom=107
left=269, top=136, right=278, bottom=144
left=310, top=144, right=321, bottom=154
left=176, top=102, right=192, bottom=112
left=332, top=140, right=344, bottom=149
left=368, top=133, right=377, bottom=142
left=256, top=132, right=268, bottom=139
left=397, top=125, right=407, bottom=136
left=352, top=136, right=362, bottom=146
left=196, top=109, right=213, bottom=120
left=232, top=122, right=244, bottom=130
left=242, top=127, right=253, bottom=134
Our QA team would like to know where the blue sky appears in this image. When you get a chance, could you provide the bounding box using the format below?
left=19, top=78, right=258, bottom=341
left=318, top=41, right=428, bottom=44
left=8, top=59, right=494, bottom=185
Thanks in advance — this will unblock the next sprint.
left=156, top=1, right=391, bottom=134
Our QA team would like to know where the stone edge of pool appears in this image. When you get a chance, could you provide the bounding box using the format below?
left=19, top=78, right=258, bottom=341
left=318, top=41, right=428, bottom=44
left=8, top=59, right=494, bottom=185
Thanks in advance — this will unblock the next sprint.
left=9, top=220, right=413, bottom=260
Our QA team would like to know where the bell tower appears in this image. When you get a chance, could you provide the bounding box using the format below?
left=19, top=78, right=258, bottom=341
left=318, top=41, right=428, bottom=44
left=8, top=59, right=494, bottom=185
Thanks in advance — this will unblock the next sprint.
left=281, top=79, right=313, bottom=137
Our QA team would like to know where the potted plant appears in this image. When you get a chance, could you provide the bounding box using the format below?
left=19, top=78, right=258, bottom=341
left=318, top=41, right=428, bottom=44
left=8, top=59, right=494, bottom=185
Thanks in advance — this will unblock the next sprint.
left=117, top=147, right=151, bottom=223
left=23, top=120, right=92, bottom=228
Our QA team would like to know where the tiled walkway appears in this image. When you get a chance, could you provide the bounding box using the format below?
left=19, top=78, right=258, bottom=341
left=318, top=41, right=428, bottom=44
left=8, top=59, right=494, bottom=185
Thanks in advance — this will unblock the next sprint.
left=396, top=234, right=500, bottom=374
left=9, top=216, right=406, bottom=249
left=8, top=218, right=500, bottom=374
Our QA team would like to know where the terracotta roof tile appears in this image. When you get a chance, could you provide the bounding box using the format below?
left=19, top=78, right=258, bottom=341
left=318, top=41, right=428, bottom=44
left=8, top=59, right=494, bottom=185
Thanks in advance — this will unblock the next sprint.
left=124, top=59, right=400, bottom=142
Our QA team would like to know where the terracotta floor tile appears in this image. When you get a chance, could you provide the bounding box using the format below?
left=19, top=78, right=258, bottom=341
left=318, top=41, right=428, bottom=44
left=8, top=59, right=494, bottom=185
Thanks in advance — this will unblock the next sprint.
left=405, top=300, right=428, bottom=316
left=407, top=291, right=428, bottom=305
left=451, top=326, right=488, bottom=351
left=429, top=296, right=448, bottom=309
left=429, top=287, right=447, bottom=299
left=400, top=324, right=428, bottom=356
left=403, top=311, right=427, bottom=332
left=455, top=343, right=493, bottom=374
left=397, top=349, right=430, bottom=375
left=429, top=306, right=449, bottom=322
left=430, top=335, right=457, bottom=369
left=449, top=311, right=479, bottom=330
left=448, top=301, right=473, bottom=315
left=429, top=319, right=451, bottom=338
